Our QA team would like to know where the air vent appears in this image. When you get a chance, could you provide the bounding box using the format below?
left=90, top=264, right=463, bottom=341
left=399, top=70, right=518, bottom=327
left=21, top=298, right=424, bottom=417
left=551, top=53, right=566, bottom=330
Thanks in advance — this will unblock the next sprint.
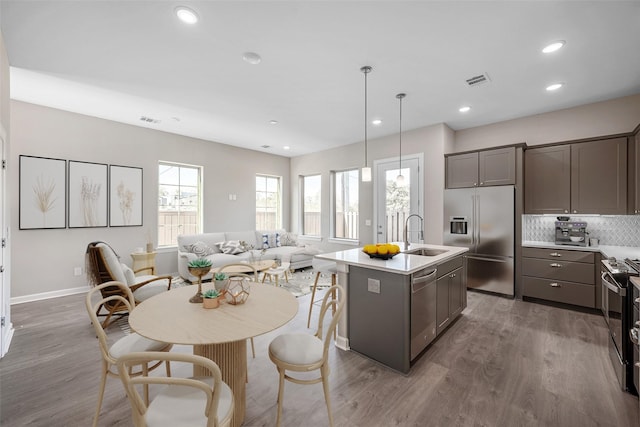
left=140, top=116, right=161, bottom=124
left=465, top=73, right=491, bottom=87
left=261, top=145, right=271, bottom=149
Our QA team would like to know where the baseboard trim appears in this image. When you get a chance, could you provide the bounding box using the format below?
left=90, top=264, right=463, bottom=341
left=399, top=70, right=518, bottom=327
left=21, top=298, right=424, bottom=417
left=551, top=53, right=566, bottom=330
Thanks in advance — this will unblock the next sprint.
left=11, top=286, right=89, bottom=305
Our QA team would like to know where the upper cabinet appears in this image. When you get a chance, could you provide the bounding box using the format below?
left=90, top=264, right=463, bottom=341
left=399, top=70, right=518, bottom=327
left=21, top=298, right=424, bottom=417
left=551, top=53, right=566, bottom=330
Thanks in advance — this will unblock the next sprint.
left=524, top=137, right=627, bottom=214
left=524, top=145, right=571, bottom=214
left=446, top=147, right=515, bottom=188
left=629, top=131, right=640, bottom=214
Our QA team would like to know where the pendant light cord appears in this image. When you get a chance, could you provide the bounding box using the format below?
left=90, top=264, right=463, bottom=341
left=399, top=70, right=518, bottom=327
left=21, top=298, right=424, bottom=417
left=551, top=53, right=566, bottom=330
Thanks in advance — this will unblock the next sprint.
left=397, top=93, right=406, bottom=174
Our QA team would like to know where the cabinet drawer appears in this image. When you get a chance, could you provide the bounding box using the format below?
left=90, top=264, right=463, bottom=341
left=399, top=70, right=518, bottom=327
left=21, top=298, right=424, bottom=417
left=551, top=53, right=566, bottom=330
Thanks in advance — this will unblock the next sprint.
left=437, top=256, right=463, bottom=278
left=522, top=257, right=595, bottom=284
left=522, top=247, right=594, bottom=263
left=522, top=276, right=595, bottom=308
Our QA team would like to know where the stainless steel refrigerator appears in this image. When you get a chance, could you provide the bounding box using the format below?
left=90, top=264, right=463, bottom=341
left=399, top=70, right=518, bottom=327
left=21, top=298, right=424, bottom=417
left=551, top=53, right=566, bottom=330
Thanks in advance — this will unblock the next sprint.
left=443, top=186, right=514, bottom=297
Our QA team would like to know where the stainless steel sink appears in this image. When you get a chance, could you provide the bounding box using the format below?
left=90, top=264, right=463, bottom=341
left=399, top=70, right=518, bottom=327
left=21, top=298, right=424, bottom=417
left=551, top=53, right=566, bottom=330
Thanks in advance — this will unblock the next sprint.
left=404, top=248, right=448, bottom=257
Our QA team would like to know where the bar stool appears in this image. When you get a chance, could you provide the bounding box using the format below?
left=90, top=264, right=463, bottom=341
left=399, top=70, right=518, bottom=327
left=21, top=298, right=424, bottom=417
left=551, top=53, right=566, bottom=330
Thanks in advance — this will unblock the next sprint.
left=307, top=258, right=337, bottom=329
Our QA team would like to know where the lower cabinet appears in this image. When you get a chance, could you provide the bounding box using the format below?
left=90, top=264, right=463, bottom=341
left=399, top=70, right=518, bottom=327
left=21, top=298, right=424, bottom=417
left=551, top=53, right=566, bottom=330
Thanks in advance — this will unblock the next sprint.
left=522, top=247, right=599, bottom=308
left=436, top=259, right=465, bottom=334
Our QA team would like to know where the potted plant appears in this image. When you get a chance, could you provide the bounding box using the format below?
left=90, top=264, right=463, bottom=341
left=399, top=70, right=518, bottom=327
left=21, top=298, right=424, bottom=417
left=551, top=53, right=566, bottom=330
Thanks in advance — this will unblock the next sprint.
left=202, top=288, right=222, bottom=309
left=188, top=258, right=213, bottom=303
left=214, top=272, right=228, bottom=292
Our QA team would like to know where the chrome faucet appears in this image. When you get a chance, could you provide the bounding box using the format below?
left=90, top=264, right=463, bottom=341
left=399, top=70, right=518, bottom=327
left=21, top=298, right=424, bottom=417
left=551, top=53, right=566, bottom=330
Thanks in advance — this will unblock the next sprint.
left=404, top=214, right=424, bottom=250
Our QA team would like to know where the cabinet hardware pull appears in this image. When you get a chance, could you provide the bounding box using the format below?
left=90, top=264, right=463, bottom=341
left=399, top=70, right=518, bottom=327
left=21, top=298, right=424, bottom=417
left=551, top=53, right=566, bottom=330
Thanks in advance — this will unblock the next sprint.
left=550, top=263, right=562, bottom=268
left=635, top=321, right=640, bottom=327
left=474, top=182, right=477, bottom=186
left=635, top=298, right=640, bottom=304
left=480, top=182, right=484, bottom=185
left=449, top=274, right=456, bottom=278
left=636, top=362, right=640, bottom=368
left=550, top=282, right=560, bottom=288
left=573, top=210, right=577, bottom=213
left=564, top=209, right=569, bottom=213
left=550, top=252, right=562, bottom=257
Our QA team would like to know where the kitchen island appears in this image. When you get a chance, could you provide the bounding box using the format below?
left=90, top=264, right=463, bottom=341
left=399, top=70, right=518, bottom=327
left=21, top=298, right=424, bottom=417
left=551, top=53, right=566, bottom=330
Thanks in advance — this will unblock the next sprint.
left=316, top=243, right=468, bottom=374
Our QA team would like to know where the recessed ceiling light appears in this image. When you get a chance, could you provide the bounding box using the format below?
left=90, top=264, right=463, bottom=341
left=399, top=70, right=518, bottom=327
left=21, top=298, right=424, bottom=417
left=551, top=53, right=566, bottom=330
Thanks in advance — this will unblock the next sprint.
left=283, top=146, right=291, bottom=150
left=269, top=120, right=278, bottom=125
left=371, top=119, right=382, bottom=126
left=243, top=52, right=262, bottom=65
left=175, top=6, right=198, bottom=24
left=542, top=41, right=565, bottom=53
left=459, top=106, right=471, bottom=113
left=546, top=83, right=564, bottom=91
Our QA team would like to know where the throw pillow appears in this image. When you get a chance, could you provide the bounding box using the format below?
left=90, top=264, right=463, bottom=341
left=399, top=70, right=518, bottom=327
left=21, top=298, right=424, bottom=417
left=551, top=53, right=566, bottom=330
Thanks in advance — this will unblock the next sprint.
left=121, top=263, right=136, bottom=286
left=280, top=232, right=298, bottom=246
left=217, top=240, right=246, bottom=255
left=182, top=241, right=216, bottom=257
left=262, top=233, right=281, bottom=249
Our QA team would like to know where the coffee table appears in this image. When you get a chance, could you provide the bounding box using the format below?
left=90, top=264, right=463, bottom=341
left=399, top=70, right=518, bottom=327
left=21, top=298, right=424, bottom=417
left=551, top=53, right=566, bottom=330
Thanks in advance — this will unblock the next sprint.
left=212, top=259, right=276, bottom=274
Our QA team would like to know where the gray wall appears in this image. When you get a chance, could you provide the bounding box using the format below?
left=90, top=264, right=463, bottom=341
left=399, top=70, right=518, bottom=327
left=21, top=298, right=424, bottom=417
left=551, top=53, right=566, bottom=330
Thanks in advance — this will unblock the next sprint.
left=291, top=122, right=449, bottom=250
left=454, top=93, right=640, bottom=152
left=9, top=101, right=290, bottom=300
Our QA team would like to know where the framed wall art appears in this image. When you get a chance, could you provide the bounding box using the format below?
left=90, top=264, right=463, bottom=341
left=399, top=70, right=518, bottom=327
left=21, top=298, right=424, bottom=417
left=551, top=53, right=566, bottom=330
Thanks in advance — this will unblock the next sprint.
left=68, top=160, right=108, bottom=228
left=19, top=155, right=67, bottom=230
left=109, top=165, right=143, bottom=227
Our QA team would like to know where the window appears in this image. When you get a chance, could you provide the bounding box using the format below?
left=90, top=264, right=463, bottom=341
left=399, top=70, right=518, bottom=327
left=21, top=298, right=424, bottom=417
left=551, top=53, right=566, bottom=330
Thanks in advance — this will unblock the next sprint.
left=256, top=174, right=282, bottom=230
left=158, top=162, right=202, bottom=247
left=332, top=169, right=359, bottom=239
left=301, top=174, right=321, bottom=236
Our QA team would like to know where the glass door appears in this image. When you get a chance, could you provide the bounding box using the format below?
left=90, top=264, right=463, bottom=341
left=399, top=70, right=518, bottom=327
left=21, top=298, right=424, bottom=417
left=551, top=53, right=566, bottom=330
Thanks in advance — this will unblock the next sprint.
left=374, top=156, right=421, bottom=244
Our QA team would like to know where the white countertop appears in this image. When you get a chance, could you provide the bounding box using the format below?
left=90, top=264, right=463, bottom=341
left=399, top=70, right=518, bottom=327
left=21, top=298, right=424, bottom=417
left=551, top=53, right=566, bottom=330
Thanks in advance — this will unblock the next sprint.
left=315, top=243, right=468, bottom=275
left=522, top=241, right=640, bottom=260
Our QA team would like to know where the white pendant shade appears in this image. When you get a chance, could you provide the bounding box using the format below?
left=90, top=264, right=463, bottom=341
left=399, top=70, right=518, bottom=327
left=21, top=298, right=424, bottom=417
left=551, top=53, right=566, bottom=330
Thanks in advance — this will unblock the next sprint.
left=396, top=174, right=405, bottom=185
left=361, top=167, right=372, bottom=182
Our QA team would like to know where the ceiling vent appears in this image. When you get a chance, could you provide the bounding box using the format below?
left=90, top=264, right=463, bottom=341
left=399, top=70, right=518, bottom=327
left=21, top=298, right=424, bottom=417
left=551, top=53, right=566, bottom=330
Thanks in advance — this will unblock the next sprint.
left=140, top=116, right=161, bottom=124
left=465, top=73, right=491, bottom=87
left=261, top=145, right=271, bottom=149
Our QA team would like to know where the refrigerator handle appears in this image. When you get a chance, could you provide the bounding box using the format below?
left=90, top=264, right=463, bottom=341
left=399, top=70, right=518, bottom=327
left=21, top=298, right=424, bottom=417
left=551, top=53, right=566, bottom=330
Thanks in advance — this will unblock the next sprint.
left=471, top=194, right=475, bottom=246
left=474, top=194, right=480, bottom=248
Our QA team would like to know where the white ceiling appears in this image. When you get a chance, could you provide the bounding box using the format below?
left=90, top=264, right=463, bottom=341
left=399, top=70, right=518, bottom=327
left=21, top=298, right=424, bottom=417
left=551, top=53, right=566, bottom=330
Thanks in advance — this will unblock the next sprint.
left=2, top=1, right=640, bottom=157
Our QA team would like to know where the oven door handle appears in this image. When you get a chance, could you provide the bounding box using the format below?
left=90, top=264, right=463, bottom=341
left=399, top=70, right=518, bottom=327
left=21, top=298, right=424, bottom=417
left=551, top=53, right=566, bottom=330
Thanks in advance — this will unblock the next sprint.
left=601, top=272, right=626, bottom=297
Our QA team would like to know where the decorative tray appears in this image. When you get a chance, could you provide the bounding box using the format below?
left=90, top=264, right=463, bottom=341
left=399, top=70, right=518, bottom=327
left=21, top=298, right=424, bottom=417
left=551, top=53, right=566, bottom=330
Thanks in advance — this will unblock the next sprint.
left=364, top=252, right=397, bottom=260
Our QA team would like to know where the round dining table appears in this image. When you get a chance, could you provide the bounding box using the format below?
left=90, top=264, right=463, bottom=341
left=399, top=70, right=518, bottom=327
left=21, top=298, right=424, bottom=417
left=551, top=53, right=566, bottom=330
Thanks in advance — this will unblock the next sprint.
left=129, top=282, right=298, bottom=427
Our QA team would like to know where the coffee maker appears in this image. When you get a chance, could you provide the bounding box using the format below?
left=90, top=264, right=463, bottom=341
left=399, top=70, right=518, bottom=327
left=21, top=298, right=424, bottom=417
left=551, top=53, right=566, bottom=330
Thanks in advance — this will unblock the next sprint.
left=554, top=220, right=588, bottom=246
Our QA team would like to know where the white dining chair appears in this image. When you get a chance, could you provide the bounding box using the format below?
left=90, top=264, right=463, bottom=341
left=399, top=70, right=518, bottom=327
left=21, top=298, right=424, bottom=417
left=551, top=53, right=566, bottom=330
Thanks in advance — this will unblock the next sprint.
left=85, top=281, right=172, bottom=427
left=268, top=284, right=345, bottom=427
left=117, top=351, right=234, bottom=427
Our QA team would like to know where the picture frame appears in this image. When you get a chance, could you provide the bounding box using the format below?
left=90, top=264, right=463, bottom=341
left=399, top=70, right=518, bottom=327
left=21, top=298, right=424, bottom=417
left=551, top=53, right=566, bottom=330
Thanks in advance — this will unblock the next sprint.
left=68, top=160, right=108, bottom=228
left=109, top=165, right=143, bottom=227
left=19, top=155, right=67, bottom=230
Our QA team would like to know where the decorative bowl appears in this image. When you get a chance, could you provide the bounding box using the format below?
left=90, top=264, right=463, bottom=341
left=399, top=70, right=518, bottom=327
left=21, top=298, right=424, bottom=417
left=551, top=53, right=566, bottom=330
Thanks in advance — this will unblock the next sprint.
left=364, top=252, right=397, bottom=260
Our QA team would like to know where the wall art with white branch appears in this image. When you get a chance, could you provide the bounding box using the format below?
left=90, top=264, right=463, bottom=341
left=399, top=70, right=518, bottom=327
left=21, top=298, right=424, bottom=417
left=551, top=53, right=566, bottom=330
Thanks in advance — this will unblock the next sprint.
left=109, top=165, right=143, bottom=227
left=68, top=160, right=108, bottom=228
left=19, top=155, right=67, bottom=230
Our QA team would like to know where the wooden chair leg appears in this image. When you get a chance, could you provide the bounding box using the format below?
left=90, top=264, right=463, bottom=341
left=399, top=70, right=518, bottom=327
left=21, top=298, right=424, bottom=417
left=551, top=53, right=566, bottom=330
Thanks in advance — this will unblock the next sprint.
left=276, top=368, right=286, bottom=427
left=92, top=361, right=108, bottom=427
left=307, top=272, right=321, bottom=328
left=321, top=364, right=334, bottom=427
left=331, top=274, right=337, bottom=339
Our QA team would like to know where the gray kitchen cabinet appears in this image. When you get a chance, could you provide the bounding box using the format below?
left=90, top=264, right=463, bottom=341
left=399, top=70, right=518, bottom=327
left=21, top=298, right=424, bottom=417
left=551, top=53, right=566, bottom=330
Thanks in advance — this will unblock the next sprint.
left=522, top=247, right=598, bottom=308
left=630, top=131, right=640, bottom=214
left=446, top=147, right=515, bottom=188
left=524, top=137, right=627, bottom=214
left=524, top=144, right=571, bottom=214
left=571, top=137, right=627, bottom=215
left=436, top=257, right=465, bottom=334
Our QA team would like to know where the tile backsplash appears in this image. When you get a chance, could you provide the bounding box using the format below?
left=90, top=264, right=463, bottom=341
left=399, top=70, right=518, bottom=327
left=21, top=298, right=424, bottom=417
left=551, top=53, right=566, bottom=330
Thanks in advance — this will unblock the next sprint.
left=523, top=215, right=640, bottom=247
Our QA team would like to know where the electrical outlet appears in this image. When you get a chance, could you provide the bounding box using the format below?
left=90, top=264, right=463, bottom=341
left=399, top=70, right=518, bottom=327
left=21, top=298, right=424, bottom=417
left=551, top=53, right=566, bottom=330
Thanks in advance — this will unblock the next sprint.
left=365, top=219, right=371, bottom=226
left=73, top=267, right=82, bottom=276
left=367, top=278, right=380, bottom=294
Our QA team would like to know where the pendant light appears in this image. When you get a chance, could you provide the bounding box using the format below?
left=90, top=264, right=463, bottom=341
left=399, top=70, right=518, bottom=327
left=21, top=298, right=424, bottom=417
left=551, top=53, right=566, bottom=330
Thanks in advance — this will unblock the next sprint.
left=360, top=66, right=372, bottom=182
left=396, top=93, right=406, bottom=185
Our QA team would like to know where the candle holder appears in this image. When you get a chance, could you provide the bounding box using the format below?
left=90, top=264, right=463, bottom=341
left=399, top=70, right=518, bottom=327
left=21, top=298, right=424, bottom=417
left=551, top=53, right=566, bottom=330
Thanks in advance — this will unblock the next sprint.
left=188, top=266, right=211, bottom=303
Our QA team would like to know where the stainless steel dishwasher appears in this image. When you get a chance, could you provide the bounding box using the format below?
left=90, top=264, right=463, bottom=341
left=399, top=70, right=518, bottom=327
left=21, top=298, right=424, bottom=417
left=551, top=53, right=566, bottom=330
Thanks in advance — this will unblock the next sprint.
left=410, top=266, right=438, bottom=360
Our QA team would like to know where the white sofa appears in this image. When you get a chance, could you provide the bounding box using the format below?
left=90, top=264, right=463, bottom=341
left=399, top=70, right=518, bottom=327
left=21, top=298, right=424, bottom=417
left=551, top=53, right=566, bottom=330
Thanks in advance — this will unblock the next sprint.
left=177, top=229, right=319, bottom=282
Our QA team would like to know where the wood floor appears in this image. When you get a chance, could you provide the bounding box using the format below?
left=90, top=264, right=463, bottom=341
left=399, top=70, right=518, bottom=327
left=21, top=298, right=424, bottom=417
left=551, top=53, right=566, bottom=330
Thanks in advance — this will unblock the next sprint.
left=1, top=289, right=638, bottom=426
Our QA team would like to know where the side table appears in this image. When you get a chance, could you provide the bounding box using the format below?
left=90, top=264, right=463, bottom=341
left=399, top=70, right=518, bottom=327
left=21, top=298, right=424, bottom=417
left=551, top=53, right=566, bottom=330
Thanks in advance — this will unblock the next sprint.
left=131, top=251, right=157, bottom=275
